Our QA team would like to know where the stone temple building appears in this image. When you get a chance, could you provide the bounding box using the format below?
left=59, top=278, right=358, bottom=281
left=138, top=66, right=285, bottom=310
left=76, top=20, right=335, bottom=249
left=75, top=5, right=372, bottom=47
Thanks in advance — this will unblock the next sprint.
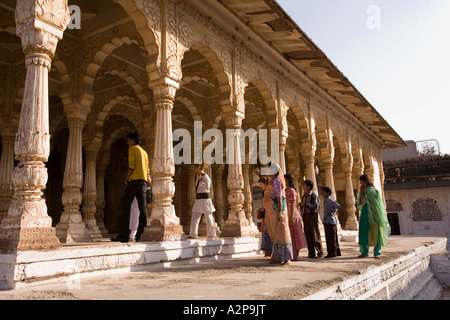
left=0, top=0, right=405, bottom=253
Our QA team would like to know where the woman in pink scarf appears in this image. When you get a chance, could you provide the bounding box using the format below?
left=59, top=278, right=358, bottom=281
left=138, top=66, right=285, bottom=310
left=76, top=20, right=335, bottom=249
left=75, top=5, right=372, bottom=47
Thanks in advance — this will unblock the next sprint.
left=284, top=174, right=308, bottom=260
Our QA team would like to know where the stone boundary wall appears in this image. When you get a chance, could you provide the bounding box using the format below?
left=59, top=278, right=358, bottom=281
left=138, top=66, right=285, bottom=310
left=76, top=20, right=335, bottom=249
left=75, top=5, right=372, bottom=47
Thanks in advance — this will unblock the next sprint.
left=303, top=238, right=448, bottom=300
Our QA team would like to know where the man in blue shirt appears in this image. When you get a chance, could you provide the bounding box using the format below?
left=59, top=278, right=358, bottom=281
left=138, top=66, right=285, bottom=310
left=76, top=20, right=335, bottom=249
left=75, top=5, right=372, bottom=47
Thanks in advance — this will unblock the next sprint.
left=322, top=187, right=341, bottom=258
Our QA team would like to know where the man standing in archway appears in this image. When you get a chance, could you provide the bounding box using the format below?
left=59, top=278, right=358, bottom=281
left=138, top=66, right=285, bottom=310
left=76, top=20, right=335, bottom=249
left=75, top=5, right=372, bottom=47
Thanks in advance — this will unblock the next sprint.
left=111, top=132, right=150, bottom=243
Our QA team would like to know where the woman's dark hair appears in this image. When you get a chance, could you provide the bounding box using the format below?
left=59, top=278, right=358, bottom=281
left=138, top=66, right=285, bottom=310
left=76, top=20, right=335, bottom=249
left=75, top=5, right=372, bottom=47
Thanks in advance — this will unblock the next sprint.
left=284, top=173, right=296, bottom=190
left=303, top=179, right=314, bottom=190
left=359, top=174, right=374, bottom=186
left=126, top=132, right=142, bottom=145
left=258, top=176, right=269, bottom=185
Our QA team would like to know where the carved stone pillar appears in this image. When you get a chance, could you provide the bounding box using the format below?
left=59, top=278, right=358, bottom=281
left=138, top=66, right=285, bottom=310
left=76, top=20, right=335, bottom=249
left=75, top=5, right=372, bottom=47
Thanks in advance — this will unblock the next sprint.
left=0, top=0, right=70, bottom=253
left=303, top=148, right=318, bottom=194
left=82, top=148, right=103, bottom=240
left=279, top=138, right=287, bottom=174
left=243, top=163, right=257, bottom=228
left=183, top=169, right=196, bottom=234
left=213, top=165, right=225, bottom=228
left=221, top=115, right=255, bottom=238
left=140, top=81, right=185, bottom=242
left=56, top=111, right=90, bottom=243
left=0, top=127, right=15, bottom=222
left=323, top=159, right=336, bottom=201
left=293, top=167, right=301, bottom=204
left=343, top=163, right=358, bottom=230
left=95, top=168, right=109, bottom=236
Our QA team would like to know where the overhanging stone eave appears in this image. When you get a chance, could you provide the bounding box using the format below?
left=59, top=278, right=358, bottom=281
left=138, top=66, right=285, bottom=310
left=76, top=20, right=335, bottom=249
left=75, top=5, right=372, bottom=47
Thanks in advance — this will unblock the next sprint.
left=218, top=0, right=406, bottom=149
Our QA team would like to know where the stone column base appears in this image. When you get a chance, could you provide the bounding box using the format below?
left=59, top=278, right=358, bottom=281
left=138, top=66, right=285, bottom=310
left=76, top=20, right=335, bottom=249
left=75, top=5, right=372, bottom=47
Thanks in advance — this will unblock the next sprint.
left=344, top=216, right=359, bottom=231
left=220, top=221, right=257, bottom=238
left=84, top=219, right=104, bottom=241
left=140, top=220, right=186, bottom=242
left=0, top=227, right=61, bottom=254
left=56, top=222, right=91, bottom=244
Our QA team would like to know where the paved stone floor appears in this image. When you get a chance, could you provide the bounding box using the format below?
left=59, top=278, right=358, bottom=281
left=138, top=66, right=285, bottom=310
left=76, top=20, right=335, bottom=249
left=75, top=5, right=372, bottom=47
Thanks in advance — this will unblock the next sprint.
left=0, top=236, right=448, bottom=301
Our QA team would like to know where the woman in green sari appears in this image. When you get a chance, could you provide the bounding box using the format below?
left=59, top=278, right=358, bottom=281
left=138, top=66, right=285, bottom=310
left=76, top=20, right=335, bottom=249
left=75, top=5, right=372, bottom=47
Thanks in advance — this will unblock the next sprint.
left=357, top=175, right=389, bottom=259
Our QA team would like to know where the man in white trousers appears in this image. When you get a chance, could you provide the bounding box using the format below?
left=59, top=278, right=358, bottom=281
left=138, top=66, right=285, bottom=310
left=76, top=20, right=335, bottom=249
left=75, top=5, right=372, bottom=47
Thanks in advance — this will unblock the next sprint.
left=188, top=163, right=217, bottom=239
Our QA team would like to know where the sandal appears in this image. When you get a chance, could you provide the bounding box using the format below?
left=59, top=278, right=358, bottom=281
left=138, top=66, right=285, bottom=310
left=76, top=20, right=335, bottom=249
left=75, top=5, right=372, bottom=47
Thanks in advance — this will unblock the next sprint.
left=358, top=254, right=369, bottom=258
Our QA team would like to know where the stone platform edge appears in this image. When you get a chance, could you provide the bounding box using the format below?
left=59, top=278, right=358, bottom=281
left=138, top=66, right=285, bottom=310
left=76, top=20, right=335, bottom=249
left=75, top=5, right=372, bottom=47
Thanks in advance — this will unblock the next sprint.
left=302, top=237, right=448, bottom=300
left=0, top=237, right=262, bottom=290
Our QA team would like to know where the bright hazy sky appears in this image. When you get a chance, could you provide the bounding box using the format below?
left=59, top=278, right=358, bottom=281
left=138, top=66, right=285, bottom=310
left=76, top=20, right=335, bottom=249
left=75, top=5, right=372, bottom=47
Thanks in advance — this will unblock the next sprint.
left=277, top=0, right=450, bottom=154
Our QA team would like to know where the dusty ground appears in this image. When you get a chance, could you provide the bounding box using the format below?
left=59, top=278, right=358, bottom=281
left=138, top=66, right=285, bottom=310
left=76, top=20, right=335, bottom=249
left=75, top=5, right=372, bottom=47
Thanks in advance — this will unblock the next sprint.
left=0, top=236, right=447, bottom=300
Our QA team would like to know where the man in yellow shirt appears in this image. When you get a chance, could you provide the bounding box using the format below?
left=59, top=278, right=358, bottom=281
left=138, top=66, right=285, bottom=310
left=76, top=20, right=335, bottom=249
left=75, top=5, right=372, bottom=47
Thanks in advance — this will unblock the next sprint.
left=111, top=133, right=151, bottom=243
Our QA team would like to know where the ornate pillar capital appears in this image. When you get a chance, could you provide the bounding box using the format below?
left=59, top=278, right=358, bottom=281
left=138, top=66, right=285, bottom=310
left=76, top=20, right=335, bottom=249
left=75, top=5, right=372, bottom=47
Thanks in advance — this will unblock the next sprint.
left=65, top=105, right=90, bottom=124
left=15, top=0, right=70, bottom=61
left=223, top=113, right=243, bottom=129
left=149, top=78, right=179, bottom=104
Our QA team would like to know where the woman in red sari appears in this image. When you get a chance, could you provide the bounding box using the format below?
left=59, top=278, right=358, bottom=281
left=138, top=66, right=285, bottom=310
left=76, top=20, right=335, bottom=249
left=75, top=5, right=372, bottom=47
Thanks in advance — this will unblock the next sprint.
left=284, top=174, right=308, bottom=260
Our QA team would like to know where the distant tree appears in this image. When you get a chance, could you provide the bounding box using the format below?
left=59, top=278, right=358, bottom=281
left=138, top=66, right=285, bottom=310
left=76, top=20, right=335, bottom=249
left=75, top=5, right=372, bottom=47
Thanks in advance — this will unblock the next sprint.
left=418, top=144, right=438, bottom=157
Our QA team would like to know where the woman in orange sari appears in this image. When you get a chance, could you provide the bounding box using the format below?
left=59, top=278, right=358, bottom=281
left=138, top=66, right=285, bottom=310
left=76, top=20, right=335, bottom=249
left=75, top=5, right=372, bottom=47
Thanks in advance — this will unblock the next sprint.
left=260, top=164, right=293, bottom=265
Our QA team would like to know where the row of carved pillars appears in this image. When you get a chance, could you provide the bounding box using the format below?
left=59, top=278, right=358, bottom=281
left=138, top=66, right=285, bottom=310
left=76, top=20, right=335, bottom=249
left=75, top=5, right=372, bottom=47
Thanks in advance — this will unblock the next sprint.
left=0, top=1, right=360, bottom=253
left=0, top=6, right=261, bottom=251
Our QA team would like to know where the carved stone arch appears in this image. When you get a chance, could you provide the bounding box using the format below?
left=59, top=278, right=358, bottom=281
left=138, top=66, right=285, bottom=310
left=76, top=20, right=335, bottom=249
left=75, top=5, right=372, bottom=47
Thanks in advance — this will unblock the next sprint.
left=245, top=80, right=277, bottom=130
left=52, top=52, right=71, bottom=97
left=333, top=130, right=350, bottom=165
left=98, top=63, right=150, bottom=108
left=108, top=110, right=144, bottom=137
left=351, top=137, right=364, bottom=177
left=180, top=43, right=233, bottom=116
left=0, top=26, right=15, bottom=35
left=362, top=149, right=374, bottom=175
left=89, top=95, right=142, bottom=149
left=314, top=117, right=332, bottom=160
left=97, top=126, right=134, bottom=171
left=284, top=135, right=300, bottom=174
left=211, top=115, right=224, bottom=129
left=175, top=95, right=202, bottom=122
left=287, top=103, right=311, bottom=152
left=114, top=0, right=161, bottom=82
left=80, top=36, right=143, bottom=109
left=96, top=95, right=139, bottom=128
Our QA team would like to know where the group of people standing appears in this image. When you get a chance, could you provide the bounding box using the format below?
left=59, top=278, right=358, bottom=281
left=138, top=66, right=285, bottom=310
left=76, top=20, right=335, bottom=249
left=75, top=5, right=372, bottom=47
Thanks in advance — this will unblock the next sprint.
left=259, top=163, right=390, bottom=265
left=111, top=133, right=389, bottom=266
